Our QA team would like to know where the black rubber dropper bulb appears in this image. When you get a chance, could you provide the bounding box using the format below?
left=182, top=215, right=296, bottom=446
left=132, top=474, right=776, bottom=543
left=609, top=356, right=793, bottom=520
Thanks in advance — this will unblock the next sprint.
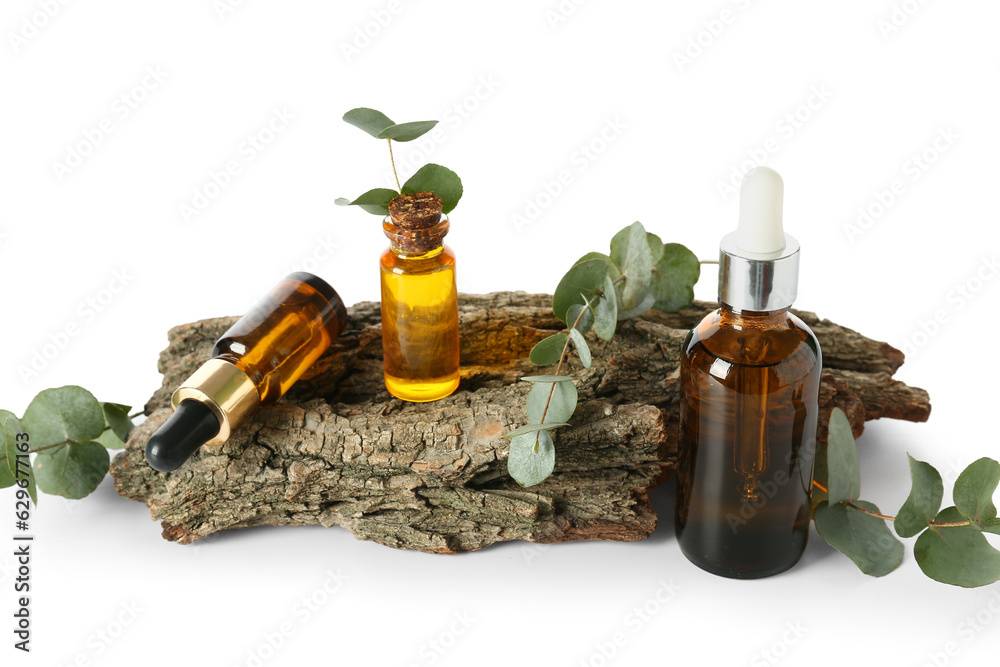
left=144, top=400, right=221, bottom=472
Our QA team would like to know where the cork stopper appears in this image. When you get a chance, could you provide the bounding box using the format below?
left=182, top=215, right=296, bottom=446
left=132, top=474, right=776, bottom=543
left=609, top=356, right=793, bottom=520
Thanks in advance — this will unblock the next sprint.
left=384, top=192, right=449, bottom=254
left=388, top=192, right=443, bottom=230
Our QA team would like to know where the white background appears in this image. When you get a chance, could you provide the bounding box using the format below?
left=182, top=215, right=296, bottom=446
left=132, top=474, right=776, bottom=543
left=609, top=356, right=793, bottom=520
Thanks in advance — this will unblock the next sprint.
left=2, top=1, right=999, bottom=665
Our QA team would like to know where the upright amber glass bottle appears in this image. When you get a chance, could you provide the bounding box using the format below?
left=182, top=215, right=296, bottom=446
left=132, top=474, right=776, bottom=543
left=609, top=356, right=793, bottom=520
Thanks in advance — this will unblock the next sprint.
left=675, top=167, right=822, bottom=578
left=379, top=193, right=460, bottom=402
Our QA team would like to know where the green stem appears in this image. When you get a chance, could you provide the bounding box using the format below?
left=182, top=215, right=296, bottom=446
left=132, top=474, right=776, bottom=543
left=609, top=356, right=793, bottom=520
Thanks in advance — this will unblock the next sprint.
left=534, top=304, right=590, bottom=452
left=387, top=139, right=402, bottom=191
left=0, top=440, right=73, bottom=465
left=0, top=427, right=116, bottom=465
left=837, top=494, right=971, bottom=528
left=845, top=500, right=896, bottom=522
left=700, top=260, right=719, bottom=265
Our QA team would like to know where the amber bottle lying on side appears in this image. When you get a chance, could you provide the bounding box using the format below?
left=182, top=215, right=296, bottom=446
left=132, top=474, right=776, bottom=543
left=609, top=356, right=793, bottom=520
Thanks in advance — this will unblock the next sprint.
left=145, top=272, right=348, bottom=472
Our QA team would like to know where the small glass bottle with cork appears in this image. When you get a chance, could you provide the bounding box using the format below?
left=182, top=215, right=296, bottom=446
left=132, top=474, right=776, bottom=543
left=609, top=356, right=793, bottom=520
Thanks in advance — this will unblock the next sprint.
left=379, top=191, right=460, bottom=402
left=334, top=107, right=465, bottom=404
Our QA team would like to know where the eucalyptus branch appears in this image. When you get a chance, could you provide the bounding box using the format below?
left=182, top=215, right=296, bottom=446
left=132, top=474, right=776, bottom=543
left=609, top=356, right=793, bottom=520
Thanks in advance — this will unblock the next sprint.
left=387, top=138, right=402, bottom=191
left=0, top=435, right=108, bottom=465
left=814, top=481, right=973, bottom=527
left=815, top=408, right=1000, bottom=587
left=335, top=107, right=463, bottom=217
left=2, top=389, right=136, bottom=501
left=533, top=303, right=590, bottom=453
left=843, top=500, right=897, bottom=522
left=505, top=221, right=702, bottom=487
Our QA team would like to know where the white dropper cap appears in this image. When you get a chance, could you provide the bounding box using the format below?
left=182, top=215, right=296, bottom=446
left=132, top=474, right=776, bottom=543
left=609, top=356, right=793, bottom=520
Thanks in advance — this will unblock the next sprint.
left=718, top=166, right=800, bottom=312
left=735, top=166, right=786, bottom=256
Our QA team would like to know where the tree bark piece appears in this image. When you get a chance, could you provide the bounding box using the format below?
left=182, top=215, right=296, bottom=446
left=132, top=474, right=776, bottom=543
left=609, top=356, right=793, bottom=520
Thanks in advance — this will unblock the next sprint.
left=110, top=293, right=931, bottom=554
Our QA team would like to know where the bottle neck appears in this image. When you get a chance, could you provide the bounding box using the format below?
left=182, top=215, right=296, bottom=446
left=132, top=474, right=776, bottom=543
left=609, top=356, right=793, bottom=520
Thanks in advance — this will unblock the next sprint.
left=383, top=214, right=449, bottom=256
left=388, top=244, right=445, bottom=260
left=719, top=303, right=790, bottom=328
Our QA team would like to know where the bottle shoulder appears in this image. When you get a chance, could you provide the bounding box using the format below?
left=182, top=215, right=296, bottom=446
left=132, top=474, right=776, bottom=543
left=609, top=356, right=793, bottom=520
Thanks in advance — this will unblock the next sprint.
left=380, top=244, right=456, bottom=272
left=684, top=308, right=821, bottom=369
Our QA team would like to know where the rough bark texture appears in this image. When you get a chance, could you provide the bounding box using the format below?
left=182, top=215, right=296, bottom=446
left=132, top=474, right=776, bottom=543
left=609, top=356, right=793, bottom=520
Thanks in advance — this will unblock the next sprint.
left=110, top=293, right=931, bottom=554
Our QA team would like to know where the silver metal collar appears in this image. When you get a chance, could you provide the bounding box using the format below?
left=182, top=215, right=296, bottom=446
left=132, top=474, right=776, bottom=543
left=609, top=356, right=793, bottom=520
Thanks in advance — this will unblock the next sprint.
left=718, top=232, right=800, bottom=312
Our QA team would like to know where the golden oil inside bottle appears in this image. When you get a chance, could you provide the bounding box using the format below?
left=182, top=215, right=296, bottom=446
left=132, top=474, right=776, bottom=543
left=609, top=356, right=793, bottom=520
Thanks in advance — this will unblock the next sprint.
left=379, top=224, right=460, bottom=402
left=213, top=274, right=346, bottom=403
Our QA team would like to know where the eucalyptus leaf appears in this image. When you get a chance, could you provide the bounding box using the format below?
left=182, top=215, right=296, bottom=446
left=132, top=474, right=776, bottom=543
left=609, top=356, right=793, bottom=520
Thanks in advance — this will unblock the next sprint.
left=507, top=430, right=555, bottom=487
left=401, top=163, right=463, bottom=213
left=954, top=457, right=1000, bottom=526
left=21, top=386, right=105, bottom=449
left=552, top=255, right=611, bottom=323
left=102, top=403, right=133, bottom=440
left=616, top=293, right=655, bottom=321
left=95, top=430, right=122, bottom=449
left=615, top=222, right=653, bottom=311
left=0, top=454, right=13, bottom=488
left=0, top=411, right=19, bottom=488
left=1, top=409, right=22, bottom=477
left=529, top=334, right=568, bottom=366
left=812, top=427, right=829, bottom=511
left=527, top=381, right=578, bottom=425
left=593, top=274, right=618, bottom=340
left=336, top=188, right=399, bottom=216
left=578, top=251, right=622, bottom=280
left=646, top=232, right=665, bottom=265
left=650, top=243, right=701, bottom=312
left=520, top=375, right=575, bottom=383
left=814, top=500, right=904, bottom=577
left=96, top=403, right=133, bottom=450
left=915, top=506, right=1000, bottom=588
left=895, top=455, right=944, bottom=538
left=825, top=408, right=861, bottom=505
left=569, top=329, right=591, bottom=368
left=342, top=107, right=395, bottom=138
left=33, top=441, right=110, bottom=500
left=377, top=120, right=438, bottom=142
left=566, top=303, right=594, bottom=335
left=504, top=423, right=570, bottom=438
left=610, top=225, right=662, bottom=270
left=2, top=411, right=35, bottom=504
